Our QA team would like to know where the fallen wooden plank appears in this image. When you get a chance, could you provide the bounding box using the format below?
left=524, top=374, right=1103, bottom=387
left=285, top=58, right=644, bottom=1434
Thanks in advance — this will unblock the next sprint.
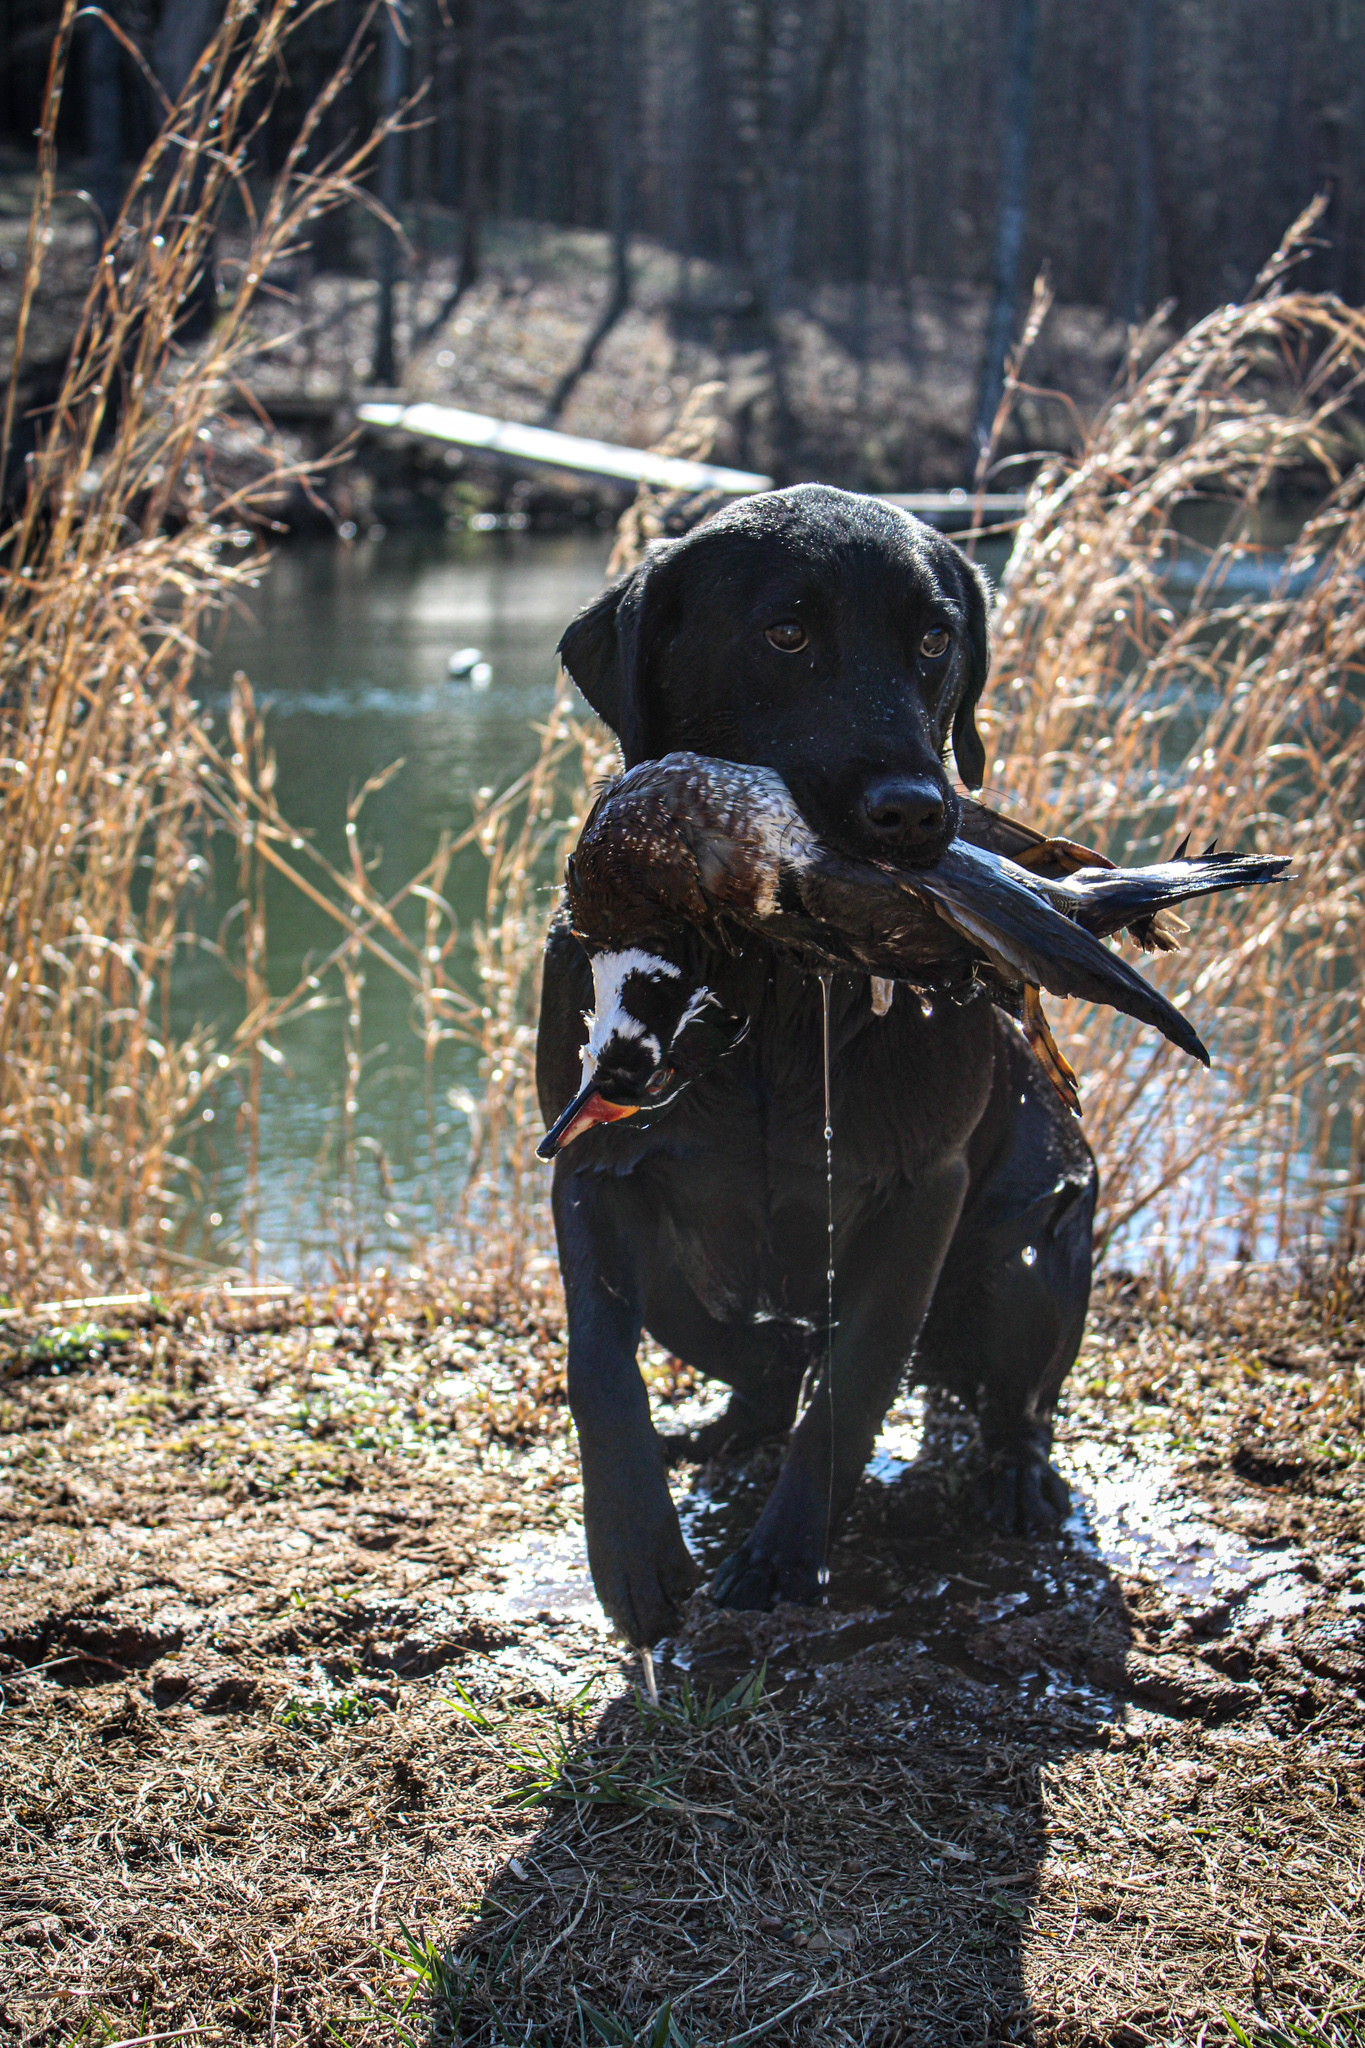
left=356, top=400, right=774, bottom=494
left=354, top=399, right=1031, bottom=523
left=882, top=490, right=1028, bottom=523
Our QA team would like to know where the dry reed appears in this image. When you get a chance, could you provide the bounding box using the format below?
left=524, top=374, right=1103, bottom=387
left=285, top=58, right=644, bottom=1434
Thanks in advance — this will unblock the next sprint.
left=4, top=42, right=1359, bottom=1307
left=0, top=0, right=598, bottom=1302
left=0, top=0, right=612, bottom=1299
left=980, top=205, right=1365, bottom=1266
left=0, top=0, right=407, bottom=1296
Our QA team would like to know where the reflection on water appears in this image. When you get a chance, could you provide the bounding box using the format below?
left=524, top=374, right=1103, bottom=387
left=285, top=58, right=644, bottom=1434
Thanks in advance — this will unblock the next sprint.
left=186, top=529, right=612, bottom=1275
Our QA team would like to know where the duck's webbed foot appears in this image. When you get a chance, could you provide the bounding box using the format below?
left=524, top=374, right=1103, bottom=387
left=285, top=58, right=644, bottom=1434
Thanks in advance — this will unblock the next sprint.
left=1022, top=985, right=1082, bottom=1117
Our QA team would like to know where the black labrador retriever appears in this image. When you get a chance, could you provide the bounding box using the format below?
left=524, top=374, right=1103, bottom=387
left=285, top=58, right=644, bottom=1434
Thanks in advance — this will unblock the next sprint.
left=536, top=485, right=1097, bottom=1646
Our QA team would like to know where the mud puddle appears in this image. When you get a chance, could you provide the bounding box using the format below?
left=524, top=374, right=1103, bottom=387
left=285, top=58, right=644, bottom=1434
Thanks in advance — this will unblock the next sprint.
left=465, top=1384, right=1319, bottom=1703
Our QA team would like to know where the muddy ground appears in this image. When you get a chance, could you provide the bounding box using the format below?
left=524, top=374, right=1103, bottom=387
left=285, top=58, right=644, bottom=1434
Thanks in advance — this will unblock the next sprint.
left=2, top=1267, right=1363, bottom=2046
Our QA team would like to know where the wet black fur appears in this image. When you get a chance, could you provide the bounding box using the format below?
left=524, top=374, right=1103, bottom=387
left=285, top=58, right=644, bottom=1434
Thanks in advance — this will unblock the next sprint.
left=537, top=485, right=1097, bottom=1645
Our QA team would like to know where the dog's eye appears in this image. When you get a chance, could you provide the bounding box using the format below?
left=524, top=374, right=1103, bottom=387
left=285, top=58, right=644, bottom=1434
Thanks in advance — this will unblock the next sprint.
left=764, top=621, right=808, bottom=653
left=920, top=627, right=951, bottom=658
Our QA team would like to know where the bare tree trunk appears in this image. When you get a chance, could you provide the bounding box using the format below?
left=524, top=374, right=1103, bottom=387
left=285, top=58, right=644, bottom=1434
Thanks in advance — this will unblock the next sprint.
left=153, top=0, right=218, bottom=103
left=153, top=0, right=221, bottom=336
left=891, top=0, right=916, bottom=304
left=84, top=3, right=125, bottom=255
left=434, top=13, right=459, bottom=207
left=689, top=0, right=726, bottom=262
left=540, top=0, right=631, bottom=426
left=409, top=1, right=479, bottom=355
left=846, top=0, right=871, bottom=473
left=1123, top=0, right=1156, bottom=321
left=973, top=0, right=1036, bottom=452
left=409, top=0, right=434, bottom=266
left=372, top=0, right=410, bottom=388
left=310, top=0, right=356, bottom=272
left=749, top=0, right=847, bottom=483
left=457, top=0, right=484, bottom=295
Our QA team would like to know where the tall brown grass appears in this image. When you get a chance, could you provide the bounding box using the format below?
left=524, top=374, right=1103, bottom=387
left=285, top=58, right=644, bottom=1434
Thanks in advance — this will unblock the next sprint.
left=0, top=0, right=391, bottom=1296
left=982, top=205, right=1365, bottom=1265
left=0, top=0, right=618, bottom=1306
left=3, top=24, right=1360, bottom=1310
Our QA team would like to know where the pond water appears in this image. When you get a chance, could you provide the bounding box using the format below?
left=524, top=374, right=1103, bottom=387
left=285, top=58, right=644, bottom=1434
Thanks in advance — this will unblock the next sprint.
left=190, top=529, right=615, bottom=1276
left=185, top=515, right=1315, bottom=1280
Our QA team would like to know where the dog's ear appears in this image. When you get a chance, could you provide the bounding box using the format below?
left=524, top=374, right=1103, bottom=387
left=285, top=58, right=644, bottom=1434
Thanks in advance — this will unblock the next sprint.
left=557, top=570, right=636, bottom=740
left=950, top=557, right=992, bottom=790
left=558, top=547, right=677, bottom=766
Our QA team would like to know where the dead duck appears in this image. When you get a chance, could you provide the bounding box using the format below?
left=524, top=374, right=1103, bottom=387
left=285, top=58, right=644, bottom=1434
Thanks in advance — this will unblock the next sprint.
left=538, top=750, right=1289, bottom=1152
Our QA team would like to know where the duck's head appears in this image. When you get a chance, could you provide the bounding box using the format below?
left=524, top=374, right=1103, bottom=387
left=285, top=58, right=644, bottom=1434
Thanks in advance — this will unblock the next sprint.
left=537, top=937, right=749, bottom=1160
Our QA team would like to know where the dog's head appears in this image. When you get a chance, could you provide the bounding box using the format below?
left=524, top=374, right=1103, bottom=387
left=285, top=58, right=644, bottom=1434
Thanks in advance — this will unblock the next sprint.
left=558, top=485, right=992, bottom=867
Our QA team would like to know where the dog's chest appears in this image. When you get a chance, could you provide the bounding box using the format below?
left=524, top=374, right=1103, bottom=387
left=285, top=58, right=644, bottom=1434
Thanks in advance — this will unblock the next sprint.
left=640, top=979, right=994, bottom=1324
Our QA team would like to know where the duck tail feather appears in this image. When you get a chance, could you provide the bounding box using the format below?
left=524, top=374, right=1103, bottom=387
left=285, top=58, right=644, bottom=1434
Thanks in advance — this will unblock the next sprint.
left=1056, top=852, right=1291, bottom=940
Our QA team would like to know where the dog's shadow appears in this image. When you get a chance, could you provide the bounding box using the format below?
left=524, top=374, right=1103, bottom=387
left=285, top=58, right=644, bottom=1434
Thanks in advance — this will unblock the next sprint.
left=448, top=1391, right=1133, bottom=2043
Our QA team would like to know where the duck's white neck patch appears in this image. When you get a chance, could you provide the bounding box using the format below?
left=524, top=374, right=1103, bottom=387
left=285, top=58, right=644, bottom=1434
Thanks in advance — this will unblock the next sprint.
left=581, top=948, right=681, bottom=1080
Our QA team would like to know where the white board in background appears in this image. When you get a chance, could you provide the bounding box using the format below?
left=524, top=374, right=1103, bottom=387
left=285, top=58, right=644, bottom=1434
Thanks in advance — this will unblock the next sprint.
left=357, top=401, right=1030, bottom=525
left=357, top=400, right=773, bottom=495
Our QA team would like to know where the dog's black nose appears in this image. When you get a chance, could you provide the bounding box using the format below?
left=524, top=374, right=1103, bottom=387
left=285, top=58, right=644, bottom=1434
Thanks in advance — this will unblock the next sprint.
left=860, top=774, right=947, bottom=851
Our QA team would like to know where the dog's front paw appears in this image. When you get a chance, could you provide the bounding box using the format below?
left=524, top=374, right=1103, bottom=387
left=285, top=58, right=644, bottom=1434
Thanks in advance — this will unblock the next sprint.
left=583, top=1472, right=700, bottom=1647
left=974, top=1443, right=1071, bottom=1534
left=710, top=1536, right=821, bottom=1611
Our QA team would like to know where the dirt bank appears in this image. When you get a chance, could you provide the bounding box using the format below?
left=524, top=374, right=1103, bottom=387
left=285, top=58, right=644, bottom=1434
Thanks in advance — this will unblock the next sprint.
left=0, top=186, right=1133, bottom=532
left=2, top=1268, right=1362, bottom=2045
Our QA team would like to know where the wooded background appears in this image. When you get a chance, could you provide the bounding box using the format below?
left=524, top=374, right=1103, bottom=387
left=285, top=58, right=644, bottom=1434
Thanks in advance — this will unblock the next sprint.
left=4, top=1, right=1361, bottom=314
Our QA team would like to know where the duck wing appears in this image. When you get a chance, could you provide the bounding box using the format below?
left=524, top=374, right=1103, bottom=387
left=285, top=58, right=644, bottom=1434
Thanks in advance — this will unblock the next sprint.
left=768, top=833, right=1212, bottom=1059
left=958, top=797, right=1205, bottom=950
left=907, top=842, right=1212, bottom=1064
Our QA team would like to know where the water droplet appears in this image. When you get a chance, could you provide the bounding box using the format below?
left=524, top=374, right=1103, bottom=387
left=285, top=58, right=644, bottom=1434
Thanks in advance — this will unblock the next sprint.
left=818, top=973, right=836, bottom=1583
left=1021, top=1244, right=1038, bottom=1266
left=920, top=998, right=934, bottom=1017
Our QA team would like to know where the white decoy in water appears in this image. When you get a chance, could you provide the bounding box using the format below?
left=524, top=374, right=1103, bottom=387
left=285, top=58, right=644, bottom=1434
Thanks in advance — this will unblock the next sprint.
left=447, top=646, right=486, bottom=679
left=537, top=750, right=1290, bottom=1147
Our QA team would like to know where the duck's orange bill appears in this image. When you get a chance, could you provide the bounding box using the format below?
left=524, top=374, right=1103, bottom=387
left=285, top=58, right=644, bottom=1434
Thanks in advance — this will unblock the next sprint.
left=537, top=1087, right=639, bottom=1160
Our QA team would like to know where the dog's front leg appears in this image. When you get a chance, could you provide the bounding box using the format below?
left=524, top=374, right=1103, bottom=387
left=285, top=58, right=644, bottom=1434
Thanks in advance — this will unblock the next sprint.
left=553, top=1166, right=700, bottom=1645
left=711, top=1156, right=970, bottom=1611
